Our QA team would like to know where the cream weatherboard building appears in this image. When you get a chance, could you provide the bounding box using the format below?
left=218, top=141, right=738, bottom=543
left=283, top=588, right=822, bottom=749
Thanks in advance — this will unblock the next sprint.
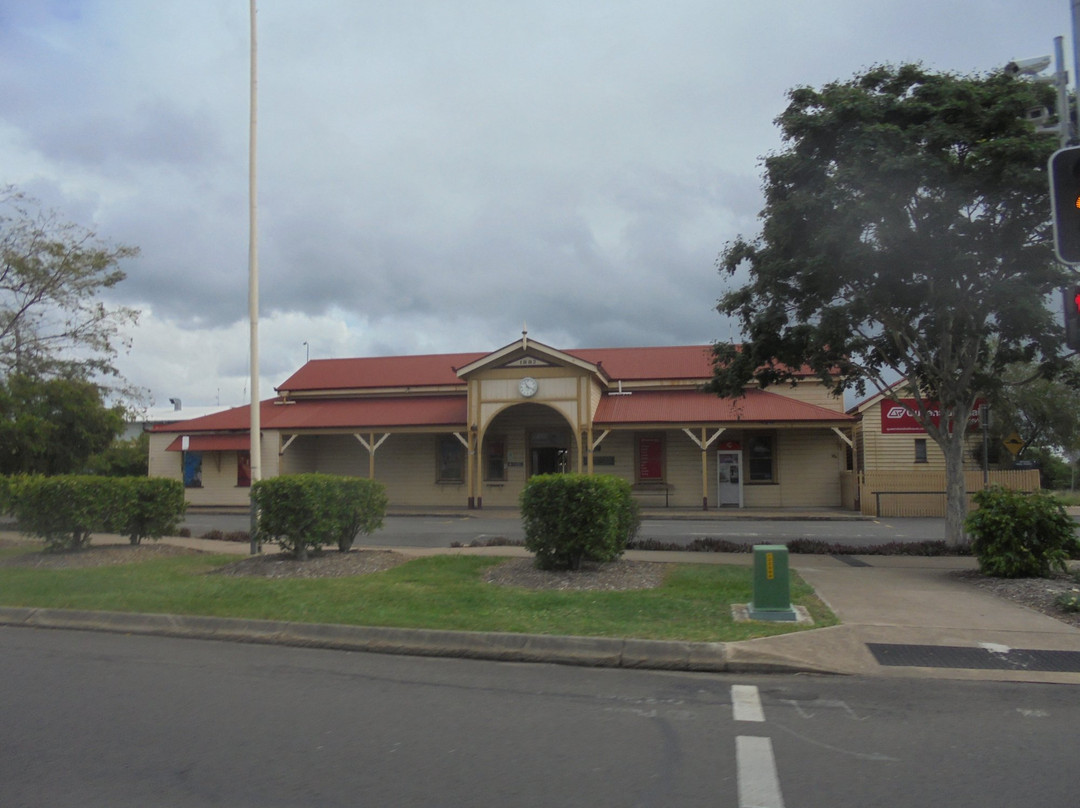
left=148, top=337, right=859, bottom=511
left=847, top=388, right=1039, bottom=516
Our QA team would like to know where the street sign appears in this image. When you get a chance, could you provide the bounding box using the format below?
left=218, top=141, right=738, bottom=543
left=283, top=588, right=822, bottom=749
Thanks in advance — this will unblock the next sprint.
left=1002, top=433, right=1024, bottom=455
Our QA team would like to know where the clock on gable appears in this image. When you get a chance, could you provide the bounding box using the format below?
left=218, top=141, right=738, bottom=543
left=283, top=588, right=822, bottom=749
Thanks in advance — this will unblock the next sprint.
left=518, top=376, right=539, bottom=398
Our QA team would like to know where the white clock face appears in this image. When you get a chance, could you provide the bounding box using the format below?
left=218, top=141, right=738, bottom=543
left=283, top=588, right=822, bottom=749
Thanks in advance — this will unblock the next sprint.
left=519, top=376, right=538, bottom=397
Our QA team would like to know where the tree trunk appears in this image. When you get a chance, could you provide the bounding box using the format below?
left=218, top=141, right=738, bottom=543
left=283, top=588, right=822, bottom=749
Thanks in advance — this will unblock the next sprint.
left=942, top=433, right=969, bottom=547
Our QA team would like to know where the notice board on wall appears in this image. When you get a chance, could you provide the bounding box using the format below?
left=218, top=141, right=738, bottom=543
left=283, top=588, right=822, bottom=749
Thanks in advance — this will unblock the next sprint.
left=638, top=436, right=663, bottom=481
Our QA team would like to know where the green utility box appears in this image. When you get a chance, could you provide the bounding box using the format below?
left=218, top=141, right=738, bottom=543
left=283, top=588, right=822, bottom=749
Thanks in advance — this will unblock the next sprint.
left=748, top=544, right=798, bottom=621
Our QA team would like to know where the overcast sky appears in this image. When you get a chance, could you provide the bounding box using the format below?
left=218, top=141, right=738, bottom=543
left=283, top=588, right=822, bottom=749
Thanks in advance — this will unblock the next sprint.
left=0, top=0, right=1073, bottom=409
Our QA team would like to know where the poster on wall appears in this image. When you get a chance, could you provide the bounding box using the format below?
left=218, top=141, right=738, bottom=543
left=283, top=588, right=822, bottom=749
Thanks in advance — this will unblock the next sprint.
left=638, top=436, right=663, bottom=480
left=183, top=451, right=203, bottom=488
left=880, top=399, right=984, bottom=434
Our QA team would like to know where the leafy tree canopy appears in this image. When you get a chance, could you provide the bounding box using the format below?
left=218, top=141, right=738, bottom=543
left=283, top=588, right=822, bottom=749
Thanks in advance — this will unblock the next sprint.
left=711, top=64, right=1067, bottom=542
left=0, top=374, right=125, bottom=475
left=991, top=361, right=1080, bottom=458
left=85, top=431, right=150, bottom=478
left=0, top=186, right=139, bottom=384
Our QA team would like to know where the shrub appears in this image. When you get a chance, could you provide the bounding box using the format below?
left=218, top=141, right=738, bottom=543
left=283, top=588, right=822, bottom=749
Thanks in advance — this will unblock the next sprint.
left=1057, top=589, right=1080, bottom=613
left=252, top=474, right=387, bottom=560
left=7, top=475, right=186, bottom=551
left=965, top=486, right=1080, bottom=578
left=10, top=475, right=126, bottom=551
left=0, top=475, right=11, bottom=515
left=520, top=474, right=640, bottom=570
left=117, top=477, right=186, bottom=545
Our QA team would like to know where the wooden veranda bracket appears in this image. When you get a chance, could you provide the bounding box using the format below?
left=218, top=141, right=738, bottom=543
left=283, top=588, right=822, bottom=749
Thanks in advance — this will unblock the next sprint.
left=831, top=427, right=854, bottom=449
left=353, top=433, right=390, bottom=453
left=681, top=427, right=726, bottom=450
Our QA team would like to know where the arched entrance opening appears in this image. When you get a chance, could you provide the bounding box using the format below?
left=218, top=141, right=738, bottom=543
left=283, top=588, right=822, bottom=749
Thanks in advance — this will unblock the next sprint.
left=475, top=402, right=580, bottom=507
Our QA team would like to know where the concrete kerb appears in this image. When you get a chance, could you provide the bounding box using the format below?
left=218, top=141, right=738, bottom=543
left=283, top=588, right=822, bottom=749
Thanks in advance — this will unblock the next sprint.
left=0, top=605, right=828, bottom=674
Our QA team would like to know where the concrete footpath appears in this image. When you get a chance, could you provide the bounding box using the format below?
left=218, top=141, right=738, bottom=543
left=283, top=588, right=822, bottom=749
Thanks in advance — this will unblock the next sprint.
left=2, top=531, right=1079, bottom=684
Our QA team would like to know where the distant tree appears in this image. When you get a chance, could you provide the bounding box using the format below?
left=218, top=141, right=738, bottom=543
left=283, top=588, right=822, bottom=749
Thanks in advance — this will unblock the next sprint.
left=990, top=361, right=1080, bottom=458
left=0, top=375, right=124, bottom=475
left=711, top=65, right=1068, bottom=545
left=85, top=431, right=150, bottom=477
left=1020, top=447, right=1072, bottom=490
left=0, top=186, right=139, bottom=383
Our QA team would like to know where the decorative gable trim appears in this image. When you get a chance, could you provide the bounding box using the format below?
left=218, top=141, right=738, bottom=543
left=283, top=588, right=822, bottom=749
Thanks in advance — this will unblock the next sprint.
left=455, top=335, right=608, bottom=381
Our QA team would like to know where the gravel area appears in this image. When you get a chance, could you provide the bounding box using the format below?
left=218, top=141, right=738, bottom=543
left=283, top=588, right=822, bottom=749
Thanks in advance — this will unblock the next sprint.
left=953, top=568, right=1080, bottom=630
left=209, top=549, right=409, bottom=579
left=0, top=540, right=204, bottom=569
left=482, top=557, right=666, bottom=591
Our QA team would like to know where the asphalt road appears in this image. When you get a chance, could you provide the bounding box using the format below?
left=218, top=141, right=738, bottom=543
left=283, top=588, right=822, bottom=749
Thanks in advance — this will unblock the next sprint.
left=180, top=512, right=948, bottom=548
left=1, top=628, right=1076, bottom=808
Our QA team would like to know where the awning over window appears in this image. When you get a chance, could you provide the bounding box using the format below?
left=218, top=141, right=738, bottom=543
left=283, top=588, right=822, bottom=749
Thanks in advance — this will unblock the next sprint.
left=165, top=434, right=251, bottom=452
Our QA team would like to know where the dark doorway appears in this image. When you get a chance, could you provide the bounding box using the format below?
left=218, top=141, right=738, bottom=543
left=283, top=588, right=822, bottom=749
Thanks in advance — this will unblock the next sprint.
left=532, top=446, right=569, bottom=475
left=529, top=429, right=570, bottom=475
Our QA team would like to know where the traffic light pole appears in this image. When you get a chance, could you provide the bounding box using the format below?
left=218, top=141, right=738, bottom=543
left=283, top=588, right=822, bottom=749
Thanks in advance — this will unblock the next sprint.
left=1074, top=1, right=1080, bottom=139
left=1054, top=36, right=1072, bottom=148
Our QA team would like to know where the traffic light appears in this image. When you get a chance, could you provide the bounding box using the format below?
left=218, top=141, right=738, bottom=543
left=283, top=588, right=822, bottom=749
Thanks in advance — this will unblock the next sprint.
left=1049, top=146, right=1080, bottom=265
left=1064, top=285, right=1080, bottom=350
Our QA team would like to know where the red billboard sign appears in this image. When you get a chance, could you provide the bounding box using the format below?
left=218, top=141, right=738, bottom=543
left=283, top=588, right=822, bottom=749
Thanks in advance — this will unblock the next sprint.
left=638, top=436, right=663, bottom=480
left=880, top=399, right=983, bottom=435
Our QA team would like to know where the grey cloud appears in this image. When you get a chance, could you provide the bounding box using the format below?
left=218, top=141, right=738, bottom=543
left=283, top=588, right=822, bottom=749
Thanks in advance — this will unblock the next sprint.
left=0, top=0, right=1070, bottom=407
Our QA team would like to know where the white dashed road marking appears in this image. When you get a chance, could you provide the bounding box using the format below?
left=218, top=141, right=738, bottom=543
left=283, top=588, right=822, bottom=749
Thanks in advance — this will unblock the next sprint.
left=736, top=736, right=786, bottom=808
left=732, top=684, right=765, bottom=722
left=732, top=686, right=784, bottom=807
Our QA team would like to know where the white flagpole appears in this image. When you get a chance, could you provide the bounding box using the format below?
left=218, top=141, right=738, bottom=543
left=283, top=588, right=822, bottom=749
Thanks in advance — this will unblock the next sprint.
left=248, top=0, right=261, bottom=554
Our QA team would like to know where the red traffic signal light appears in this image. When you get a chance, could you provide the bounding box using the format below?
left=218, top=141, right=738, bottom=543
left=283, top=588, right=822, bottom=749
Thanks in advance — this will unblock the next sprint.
left=1049, top=147, right=1080, bottom=265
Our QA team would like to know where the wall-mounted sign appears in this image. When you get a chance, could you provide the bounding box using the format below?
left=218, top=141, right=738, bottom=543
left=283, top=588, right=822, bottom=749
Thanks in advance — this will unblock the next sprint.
left=880, top=399, right=984, bottom=435
left=638, top=436, right=663, bottom=480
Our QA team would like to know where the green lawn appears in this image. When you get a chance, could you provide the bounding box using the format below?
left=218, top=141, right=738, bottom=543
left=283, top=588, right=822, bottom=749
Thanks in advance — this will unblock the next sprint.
left=0, top=547, right=836, bottom=643
left=1051, top=490, right=1080, bottom=507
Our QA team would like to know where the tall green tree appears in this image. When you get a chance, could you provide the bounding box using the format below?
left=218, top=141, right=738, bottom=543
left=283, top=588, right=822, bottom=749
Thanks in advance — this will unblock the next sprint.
left=0, top=186, right=139, bottom=382
left=711, top=65, right=1067, bottom=544
left=0, top=375, right=125, bottom=475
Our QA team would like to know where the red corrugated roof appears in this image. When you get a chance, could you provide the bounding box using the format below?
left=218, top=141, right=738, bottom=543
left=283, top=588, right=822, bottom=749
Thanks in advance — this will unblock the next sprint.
left=277, top=353, right=485, bottom=393
left=153, top=396, right=467, bottom=433
left=566, top=345, right=715, bottom=381
left=594, top=389, right=854, bottom=425
left=275, top=346, right=720, bottom=393
left=276, top=345, right=820, bottom=394
left=165, top=434, right=251, bottom=452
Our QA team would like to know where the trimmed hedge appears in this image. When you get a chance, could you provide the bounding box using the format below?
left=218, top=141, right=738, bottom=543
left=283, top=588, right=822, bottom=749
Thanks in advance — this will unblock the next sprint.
left=123, top=477, right=187, bottom=545
left=252, top=474, right=388, bottom=560
left=520, top=473, right=640, bottom=570
left=6, top=475, right=186, bottom=552
left=965, top=486, right=1080, bottom=578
